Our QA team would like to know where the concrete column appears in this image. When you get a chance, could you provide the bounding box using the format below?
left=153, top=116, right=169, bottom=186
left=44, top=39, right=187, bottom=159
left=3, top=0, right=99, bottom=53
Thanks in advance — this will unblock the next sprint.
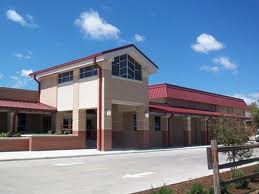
left=136, top=106, right=149, bottom=148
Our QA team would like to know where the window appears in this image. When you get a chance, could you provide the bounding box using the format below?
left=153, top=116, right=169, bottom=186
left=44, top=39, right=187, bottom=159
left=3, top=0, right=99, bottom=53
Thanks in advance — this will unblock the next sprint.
left=133, top=113, right=137, bottom=131
left=80, top=65, right=97, bottom=79
left=154, top=116, right=161, bottom=131
left=58, top=71, right=73, bottom=84
left=112, top=54, right=142, bottom=81
left=63, top=118, right=72, bottom=129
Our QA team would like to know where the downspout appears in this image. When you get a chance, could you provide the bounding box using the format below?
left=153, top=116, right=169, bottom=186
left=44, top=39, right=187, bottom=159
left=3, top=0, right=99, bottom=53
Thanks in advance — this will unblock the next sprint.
left=33, top=75, right=41, bottom=102
left=94, top=57, right=102, bottom=151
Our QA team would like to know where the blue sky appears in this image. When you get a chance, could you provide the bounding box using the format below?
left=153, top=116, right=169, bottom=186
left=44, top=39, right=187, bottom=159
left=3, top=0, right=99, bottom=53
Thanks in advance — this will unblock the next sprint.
left=0, top=0, right=259, bottom=104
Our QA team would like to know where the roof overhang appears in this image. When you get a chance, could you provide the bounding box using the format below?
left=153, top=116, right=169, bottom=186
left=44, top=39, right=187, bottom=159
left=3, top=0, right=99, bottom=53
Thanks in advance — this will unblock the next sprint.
left=0, top=99, right=57, bottom=113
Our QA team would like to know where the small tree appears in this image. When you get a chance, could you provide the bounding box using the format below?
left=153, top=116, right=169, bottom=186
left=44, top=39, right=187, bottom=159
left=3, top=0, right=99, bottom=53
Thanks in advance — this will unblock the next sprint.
left=209, top=117, right=253, bottom=169
left=248, top=102, right=259, bottom=129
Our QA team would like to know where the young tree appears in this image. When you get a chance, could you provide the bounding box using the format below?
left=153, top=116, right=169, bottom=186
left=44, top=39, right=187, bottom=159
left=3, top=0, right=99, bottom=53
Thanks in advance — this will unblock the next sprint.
left=208, top=117, right=253, bottom=169
left=248, top=102, right=259, bottom=129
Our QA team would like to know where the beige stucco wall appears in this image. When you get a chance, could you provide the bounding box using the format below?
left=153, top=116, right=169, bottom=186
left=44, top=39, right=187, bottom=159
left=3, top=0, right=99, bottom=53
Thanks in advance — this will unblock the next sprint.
left=40, top=74, right=57, bottom=107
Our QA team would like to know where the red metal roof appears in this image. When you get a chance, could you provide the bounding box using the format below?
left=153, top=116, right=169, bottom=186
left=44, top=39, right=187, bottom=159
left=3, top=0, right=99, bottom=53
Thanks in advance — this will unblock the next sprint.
left=149, top=104, right=248, bottom=119
left=0, top=99, right=56, bottom=112
left=149, top=84, right=247, bottom=109
left=30, top=44, right=158, bottom=76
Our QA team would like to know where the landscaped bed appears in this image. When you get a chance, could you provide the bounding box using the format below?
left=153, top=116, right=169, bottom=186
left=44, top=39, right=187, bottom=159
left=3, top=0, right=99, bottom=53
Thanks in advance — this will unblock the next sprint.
left=134, top=164, right=259, bottom=194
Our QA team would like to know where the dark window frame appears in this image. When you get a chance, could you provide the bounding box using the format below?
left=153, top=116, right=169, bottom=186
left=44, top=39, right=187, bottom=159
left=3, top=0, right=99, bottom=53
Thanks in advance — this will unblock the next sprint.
left=154, top=116, right=161, bottom=131
left=58, top=71, right=73, bottom=84
left=80, top=65, right=98, bottom=79
left=112, top=54, right=142, bottom=81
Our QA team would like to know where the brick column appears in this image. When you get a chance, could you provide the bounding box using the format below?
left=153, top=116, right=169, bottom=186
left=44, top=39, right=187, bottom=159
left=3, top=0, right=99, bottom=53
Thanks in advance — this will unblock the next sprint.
left=136, top=106, right=149, bottom=148
left=161, top=114, right=171, bottom=147
left=201, top=117, right=209, bottom=145
left=184, top=116, right=192, bottom=145
left=7, top=112, right=14, bottom=132
left=97, top=65, right=112, bottom=151
left=55, top=112, right=63, bottom=132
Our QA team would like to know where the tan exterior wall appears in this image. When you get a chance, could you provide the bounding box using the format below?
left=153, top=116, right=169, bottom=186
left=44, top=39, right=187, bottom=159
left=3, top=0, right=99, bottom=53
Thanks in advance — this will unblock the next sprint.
left=166, top=98, right=216, bottom=111
left=40, top=74, right=57, bottom=107
left=216, top=105, right=245, bottom=116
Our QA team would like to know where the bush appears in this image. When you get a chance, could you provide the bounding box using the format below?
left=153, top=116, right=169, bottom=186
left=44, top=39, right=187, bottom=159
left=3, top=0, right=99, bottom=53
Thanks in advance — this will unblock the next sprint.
left=151, top=184, right=175, bottom=194
left=230, top=169, right=249, bottom=189
left=48, top=129, right=55, bottom=134
left=0, top=131, right=21, bottom=137
left=186, top=183, right=206, bottom=194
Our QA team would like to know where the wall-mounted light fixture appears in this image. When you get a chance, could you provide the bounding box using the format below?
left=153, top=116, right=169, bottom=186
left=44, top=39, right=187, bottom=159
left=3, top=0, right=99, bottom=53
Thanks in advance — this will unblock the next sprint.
left=144, top=111, right=149, bottom=119
left=106, top=108, right=112, bottom=117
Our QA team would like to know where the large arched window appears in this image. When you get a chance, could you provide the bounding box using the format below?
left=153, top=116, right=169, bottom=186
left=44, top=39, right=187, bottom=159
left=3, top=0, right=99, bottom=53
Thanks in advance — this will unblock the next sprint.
left=112, top=54, right=142, bottom=81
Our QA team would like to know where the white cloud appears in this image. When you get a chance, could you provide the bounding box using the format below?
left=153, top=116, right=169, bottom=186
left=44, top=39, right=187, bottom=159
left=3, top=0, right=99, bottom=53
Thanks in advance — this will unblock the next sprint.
left=20, top=69, right=33, bottom=77
left=233, top=92, right=259, bottom=105
left=213, top=56, right=237, bottom=71
left=74, top=10, right=120, bottom=40
left=10, top=69, right=33, bottom=88
left=192, top=33, right=224, bottom=53
left=200, top=56, right=238, bottom=74
left=6, top=9, right=39, bottom=28
left=15, top=50, right=32, bottom=59
left=134, top=33, right=145, bottom=42
left=200, top=65, right=220, bottom=73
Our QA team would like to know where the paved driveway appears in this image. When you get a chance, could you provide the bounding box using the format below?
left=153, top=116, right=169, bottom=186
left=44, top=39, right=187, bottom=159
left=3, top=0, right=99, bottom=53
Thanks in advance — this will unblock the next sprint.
left=0, top=147, right=228, bottom=194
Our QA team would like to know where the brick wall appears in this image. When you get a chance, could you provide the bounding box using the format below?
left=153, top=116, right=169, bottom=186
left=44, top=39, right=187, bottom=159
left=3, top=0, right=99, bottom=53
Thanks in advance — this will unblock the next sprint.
left=28, top=131, right=86, bottom=151
left=0, top=137, right=29, bottom=151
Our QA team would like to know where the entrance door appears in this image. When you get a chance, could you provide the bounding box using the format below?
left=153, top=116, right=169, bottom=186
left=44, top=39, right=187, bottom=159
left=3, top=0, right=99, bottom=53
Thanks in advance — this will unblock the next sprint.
left=86, top=109, right=97, bottom=148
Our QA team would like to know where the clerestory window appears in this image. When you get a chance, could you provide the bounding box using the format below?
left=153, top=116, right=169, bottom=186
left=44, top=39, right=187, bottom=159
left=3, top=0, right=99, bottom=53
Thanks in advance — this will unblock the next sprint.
left=112, top=54, right=142, bottom=81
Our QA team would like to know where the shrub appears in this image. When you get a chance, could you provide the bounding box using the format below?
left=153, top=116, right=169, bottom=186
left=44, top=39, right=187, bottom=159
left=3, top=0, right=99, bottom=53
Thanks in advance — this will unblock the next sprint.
left=186, top=183, right=206, bottom=194
left=12, top=133, right=21, bottom=137
left=230, top=169, right=249, bottom=189
left=151, top=184, right=175, bottom=194
left=206, top=187, right=214, bottom=194
left=0, top=131, right=21, bottom=137
left=48, top=129, right=55, bottom=134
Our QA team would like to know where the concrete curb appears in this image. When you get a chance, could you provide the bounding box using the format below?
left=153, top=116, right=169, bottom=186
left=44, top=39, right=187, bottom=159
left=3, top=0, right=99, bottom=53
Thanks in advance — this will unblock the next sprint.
left=0, top=145, right=208, bottom=162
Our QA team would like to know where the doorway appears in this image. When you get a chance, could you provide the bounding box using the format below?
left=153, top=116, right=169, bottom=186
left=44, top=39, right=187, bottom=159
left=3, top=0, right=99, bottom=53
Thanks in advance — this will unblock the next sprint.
left=86, top=109, right=97, bottom=148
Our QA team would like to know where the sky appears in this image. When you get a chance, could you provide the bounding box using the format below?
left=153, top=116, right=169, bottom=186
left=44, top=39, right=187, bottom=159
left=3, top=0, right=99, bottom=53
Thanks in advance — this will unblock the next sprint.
left=0, top=0, right=259, bottom=104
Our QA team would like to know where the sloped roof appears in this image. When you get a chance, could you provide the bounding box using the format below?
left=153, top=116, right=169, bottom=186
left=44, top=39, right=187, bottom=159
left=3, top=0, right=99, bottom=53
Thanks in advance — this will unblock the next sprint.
left=30, top=44, right=158, bottom=77
left=0, top=99, right=56, bottom=112
left=149, top=83, right=247, bottom=109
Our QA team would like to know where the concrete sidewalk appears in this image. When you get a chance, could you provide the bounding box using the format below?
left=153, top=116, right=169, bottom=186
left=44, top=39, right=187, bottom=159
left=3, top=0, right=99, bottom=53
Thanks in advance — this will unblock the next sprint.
left=0, top=146, right=208, bottom=162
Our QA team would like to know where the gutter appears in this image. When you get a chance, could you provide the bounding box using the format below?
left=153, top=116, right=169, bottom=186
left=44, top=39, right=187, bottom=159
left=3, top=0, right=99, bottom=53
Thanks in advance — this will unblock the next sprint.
left=33, top=75, right=41, bottom=102
left=94, top=57, right=102, bottom=151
